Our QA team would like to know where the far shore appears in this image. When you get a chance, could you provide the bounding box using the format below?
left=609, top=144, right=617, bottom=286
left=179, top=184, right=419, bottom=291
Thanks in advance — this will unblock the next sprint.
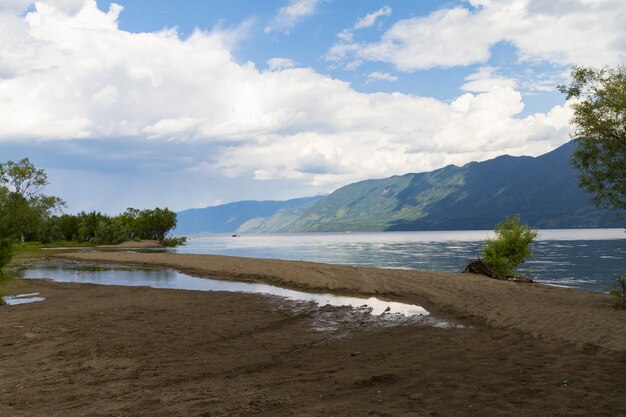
left=55, top=251, right=624, bottom=352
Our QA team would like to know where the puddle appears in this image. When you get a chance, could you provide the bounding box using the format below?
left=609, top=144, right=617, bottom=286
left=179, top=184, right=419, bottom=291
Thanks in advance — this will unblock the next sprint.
left=23, top=262, right=429, bottom=317
left=3, top=293, right=46, bottom=306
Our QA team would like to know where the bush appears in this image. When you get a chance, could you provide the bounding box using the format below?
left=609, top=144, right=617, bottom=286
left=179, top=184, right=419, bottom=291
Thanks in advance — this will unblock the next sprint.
left=160, top=236, right=187, bottom=247
left=482, top=215, right=538, bottom=279
left=608, top=275, right=626, bottom=309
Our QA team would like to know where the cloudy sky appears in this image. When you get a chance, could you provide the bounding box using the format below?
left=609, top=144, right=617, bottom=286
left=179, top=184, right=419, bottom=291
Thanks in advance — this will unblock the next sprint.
left=1, top=0, right=624, bottom=213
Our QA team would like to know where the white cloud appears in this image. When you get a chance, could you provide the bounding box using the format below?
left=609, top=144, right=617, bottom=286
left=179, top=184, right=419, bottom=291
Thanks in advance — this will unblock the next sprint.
left=0, top=1, right=573, bottom=192
left=267, top=57, right=297, bottom=71
left=0, top=0, right=85, bottom=14
left=327, top=0, right=626, bottom=71
left=461, top=67, right=517, bottom=93
left=344, top=59, right=362, bottom=71
left=366, top=71, right=398, bottom=83
left=354, top=6, right=392, bottom=29
left=265, top=0, right=322, bottom=34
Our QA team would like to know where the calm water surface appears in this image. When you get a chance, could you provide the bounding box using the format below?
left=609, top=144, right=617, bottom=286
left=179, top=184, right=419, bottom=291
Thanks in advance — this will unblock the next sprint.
left=22, top=264, right=428, bottom=316
left=171, top=229, right=625, bottom=292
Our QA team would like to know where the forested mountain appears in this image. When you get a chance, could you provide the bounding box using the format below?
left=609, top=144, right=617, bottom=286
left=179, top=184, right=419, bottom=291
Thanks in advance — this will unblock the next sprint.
left=176, top=141, right=623, bottom=234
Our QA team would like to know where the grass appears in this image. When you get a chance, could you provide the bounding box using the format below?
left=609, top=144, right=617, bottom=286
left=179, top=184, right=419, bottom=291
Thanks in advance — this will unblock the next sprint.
left=0, top=244, right=52, bottom=306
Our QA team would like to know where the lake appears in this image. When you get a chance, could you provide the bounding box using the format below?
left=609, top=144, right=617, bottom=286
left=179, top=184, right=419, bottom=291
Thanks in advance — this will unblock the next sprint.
left=172, top=229, right=625, bottom=292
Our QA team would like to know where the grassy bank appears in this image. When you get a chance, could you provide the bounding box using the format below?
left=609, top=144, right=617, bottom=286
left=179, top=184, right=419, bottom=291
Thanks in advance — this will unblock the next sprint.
left=0, top=241, right=91, bottom=304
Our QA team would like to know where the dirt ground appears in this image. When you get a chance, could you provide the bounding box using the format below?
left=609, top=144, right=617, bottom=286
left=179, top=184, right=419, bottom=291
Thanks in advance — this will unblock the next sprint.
left=1, top=277, right=625, bottom=417
left=57, top=251, right=626, bottom=351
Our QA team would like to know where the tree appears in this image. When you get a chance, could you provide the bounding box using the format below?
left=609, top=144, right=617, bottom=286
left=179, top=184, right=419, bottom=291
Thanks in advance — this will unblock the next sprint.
left=137, top=208, right=177, bottom=241
left=482, top=215, right=538, bottom=278
left=0, top=238, right=13, bottom=276
left=0, top=158, right=65, bottom=240
left=0, top=158, right=48, bottom=200
left=558, top=66, right=626, bottom=214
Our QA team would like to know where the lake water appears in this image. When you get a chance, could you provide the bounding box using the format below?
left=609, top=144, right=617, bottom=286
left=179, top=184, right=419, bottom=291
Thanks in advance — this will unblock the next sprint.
left=21, top=263, right=432, bottom=318
left=171, top=229, right=625, bottom=292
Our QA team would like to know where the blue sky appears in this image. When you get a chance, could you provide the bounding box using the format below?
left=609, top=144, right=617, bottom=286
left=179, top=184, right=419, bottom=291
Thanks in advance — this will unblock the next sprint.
left=0, top=0, right=624, bottom=213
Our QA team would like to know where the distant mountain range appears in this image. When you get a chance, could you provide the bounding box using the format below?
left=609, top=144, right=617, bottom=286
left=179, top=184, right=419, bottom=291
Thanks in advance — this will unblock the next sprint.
left=174, top=141, right=623, bottom=234
left=174, top=196, right=325, bottom=234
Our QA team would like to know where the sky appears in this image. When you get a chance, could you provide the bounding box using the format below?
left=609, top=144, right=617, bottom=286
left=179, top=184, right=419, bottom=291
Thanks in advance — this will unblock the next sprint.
left=0, top=0, right=625, bottom=214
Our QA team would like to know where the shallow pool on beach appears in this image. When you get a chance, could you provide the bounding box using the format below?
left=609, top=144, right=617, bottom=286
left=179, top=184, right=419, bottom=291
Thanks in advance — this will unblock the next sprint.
left=22, top=262, right=430, bottom=317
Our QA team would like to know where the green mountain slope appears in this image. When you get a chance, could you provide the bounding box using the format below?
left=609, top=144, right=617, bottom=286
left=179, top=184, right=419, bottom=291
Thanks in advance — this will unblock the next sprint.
left=174, top=195, right=325, bottom=234
left=253, top=141, right=622, bottom=232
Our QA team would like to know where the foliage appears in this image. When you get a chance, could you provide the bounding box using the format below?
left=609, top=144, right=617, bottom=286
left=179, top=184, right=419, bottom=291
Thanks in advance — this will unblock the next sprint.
left=0, top=238, right=14, bottom=276
left=607, top=275, right=626, bottom=310
left=482, top=215, right=539, bottom=279
left=0, top=158, right=65, bottom=241
left=94, top=219, right=131, bottom=245
left=160, top=236, right=187, bottom=247
left=558, top=66, right=626, bottom=214
left=136, top=207, right=177, bottom=241
left=42, top=207, right=180, bottom=245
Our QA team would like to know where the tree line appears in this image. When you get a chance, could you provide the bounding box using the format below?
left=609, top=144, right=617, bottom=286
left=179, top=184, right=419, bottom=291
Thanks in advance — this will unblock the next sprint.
left=41, top=207, right=178, bottom=245
left=0, top=158, right=181, bottom=273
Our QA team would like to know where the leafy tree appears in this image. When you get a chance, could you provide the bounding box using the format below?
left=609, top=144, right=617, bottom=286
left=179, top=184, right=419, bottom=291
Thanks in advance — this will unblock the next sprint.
left=0, top=158, right=65, bottom=240
left=0, top=238, right=14, bottom=276
left=94, top=218, right=131, bottom=245
left=558, top=66, right=626, bottom=214
left=137, top=208, right=177, bottom=241
left=482, top=215, right=539, bottom=278
left=56, top=214, right=81, bottom=241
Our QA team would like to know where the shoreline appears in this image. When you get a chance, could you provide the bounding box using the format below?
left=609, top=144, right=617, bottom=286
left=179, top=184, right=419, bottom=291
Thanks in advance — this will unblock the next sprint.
left=3, top=253, right=626, bottom=416
left=53, top=251, right=624, bottom=352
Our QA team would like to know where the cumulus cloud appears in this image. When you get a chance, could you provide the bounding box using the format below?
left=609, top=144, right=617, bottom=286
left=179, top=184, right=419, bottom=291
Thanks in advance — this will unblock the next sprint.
left=267, top=57, right=297, bottom=71
left=327, top=0, right=626, bottom=70
left=366, top=71, right=398, bottom=83
left=0, top=0, right=573, bottom=191
left=354, top=6, right=392, bottom=29
left=461, top=67, right=517, bottom=93
left=265, top=0, right=322, bottom=34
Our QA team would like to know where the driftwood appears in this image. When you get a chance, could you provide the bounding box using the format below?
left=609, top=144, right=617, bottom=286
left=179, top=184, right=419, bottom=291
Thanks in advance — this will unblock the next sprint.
left=462, top=259, right=534, bottom=283
left=463, top=259, right=501, bottom=279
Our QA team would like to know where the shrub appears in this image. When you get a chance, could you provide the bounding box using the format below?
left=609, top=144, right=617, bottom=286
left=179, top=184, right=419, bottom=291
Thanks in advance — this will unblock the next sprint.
left=160, top=236, right=187, bottom=247
left=482, top=215, right=538, bottom=279
left=607, top=274, right=626, bottom=310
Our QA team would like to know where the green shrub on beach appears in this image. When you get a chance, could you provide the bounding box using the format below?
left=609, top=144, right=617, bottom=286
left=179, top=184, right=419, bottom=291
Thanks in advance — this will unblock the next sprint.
left=160, top=236, right=187, bottom=247
left=607, top=275, right=626, bottom=309
left=482, top=215, right=538, bottom=279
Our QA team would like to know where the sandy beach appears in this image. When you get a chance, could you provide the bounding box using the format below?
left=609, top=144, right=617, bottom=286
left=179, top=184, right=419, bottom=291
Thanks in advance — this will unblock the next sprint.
left=1, top=251, right=625, bottom=416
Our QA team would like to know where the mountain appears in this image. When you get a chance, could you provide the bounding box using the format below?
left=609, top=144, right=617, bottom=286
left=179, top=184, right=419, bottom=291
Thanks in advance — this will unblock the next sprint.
left=176, top=141, right=622, bottom=234
left=174, top=196, right=325, bottom=234
left=241, top=141, right=623, bottom=232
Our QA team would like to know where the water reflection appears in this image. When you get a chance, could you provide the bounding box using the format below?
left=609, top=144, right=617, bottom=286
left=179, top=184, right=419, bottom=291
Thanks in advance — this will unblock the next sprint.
left=22, top=263, right=428, bottom=316
left=3, top=293, right=45, bottom=305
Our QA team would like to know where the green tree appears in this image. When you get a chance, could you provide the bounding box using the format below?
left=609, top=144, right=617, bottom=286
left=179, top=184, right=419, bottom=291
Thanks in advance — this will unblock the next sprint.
left=137, top=208, right=177, bottom=241
left=94, top=218, right=131, bottom=245
left=482, top=215, right=539, bottom=278
left=0, top=238, right=14, bottom=276
left=558, top=66, right=626, bottom=214
left=0, top=158, right=65, bottom=240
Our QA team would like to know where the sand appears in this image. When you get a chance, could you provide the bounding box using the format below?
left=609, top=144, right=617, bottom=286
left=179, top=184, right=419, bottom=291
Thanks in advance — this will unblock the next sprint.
left=57, top=251, right=625, bottom=352
left=1, top=251, right=624, bottom=416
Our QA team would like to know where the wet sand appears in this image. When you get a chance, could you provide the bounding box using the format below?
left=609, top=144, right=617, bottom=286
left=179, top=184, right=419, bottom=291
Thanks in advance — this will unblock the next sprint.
left=1, top=252, right=625, bottom=416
